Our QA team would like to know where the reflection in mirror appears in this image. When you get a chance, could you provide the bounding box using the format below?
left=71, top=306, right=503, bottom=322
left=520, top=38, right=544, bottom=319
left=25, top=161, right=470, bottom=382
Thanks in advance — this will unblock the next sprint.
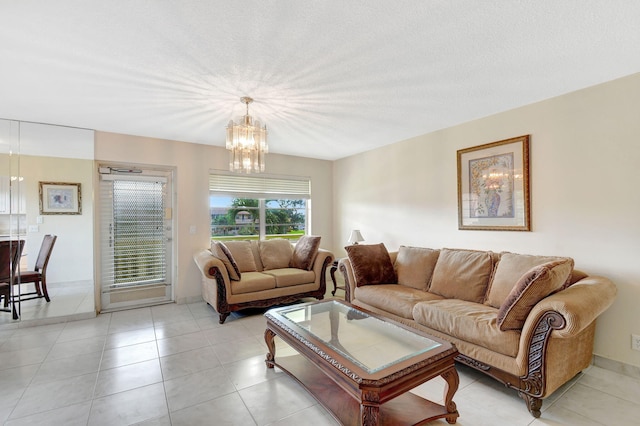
left=0, top=119, right=95, bottom=325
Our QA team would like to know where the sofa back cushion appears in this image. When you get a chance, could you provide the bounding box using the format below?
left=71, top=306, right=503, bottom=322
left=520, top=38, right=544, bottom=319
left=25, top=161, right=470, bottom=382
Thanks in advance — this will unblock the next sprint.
left=210, top=241, right=241, bottom=281
left=497, top=258, right=574, bottom=331
left=249, top=241, right=264, bottom=272
left=345, top=243, right=397, bottom=287
left=290, top=235, right=321, bottom=270
left=429, top=248, right=493, bottom=303
left=486, top=252, right=573, bottom=308
left=222, top=241, right=258, bottom=273
left=394, top=246, right=440, bottom=290
left=259, top=239, right=293, bottom=270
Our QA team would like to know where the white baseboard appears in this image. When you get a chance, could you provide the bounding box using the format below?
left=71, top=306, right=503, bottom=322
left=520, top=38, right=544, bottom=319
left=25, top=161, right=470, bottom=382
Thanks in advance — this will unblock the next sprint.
left=593, top=355, right=640, bottom=380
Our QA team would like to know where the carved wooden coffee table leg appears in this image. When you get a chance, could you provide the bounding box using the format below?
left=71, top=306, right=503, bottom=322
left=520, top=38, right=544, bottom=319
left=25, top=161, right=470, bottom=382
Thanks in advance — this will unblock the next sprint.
left=442, top=367, right=460, bottom=424
left=360, top=402, right=380, bottom=426
left=264, top=328, right=276, bottom=368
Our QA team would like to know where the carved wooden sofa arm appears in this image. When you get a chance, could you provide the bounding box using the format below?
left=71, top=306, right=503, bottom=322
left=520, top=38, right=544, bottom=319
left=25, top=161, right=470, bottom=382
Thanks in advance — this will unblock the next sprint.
left=461, top=275, right=617, bottom=417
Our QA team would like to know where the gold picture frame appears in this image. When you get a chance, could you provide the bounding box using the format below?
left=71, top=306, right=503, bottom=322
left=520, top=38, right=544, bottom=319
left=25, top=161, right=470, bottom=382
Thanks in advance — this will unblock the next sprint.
left=457, top=135, right=530, bottom=231
left=39, top=182, right=82, bottom=215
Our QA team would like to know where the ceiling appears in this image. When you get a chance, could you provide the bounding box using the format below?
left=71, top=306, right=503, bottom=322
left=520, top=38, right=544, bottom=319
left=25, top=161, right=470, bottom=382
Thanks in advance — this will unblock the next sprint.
left=1, top=1, right=639, bottom=161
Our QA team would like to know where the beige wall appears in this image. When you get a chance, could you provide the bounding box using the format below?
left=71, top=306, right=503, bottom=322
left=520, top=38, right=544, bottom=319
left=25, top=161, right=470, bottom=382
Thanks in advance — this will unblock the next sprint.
left=333, top=72, right=640, bottom=368
left=94, top=133, right=334, bottom=304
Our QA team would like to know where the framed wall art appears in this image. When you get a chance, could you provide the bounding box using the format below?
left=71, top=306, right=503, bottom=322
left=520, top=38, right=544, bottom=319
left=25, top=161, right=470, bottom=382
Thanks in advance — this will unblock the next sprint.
left=39, top=182, right=82, bottom=215
left=457, top=135, right=530, bottom=231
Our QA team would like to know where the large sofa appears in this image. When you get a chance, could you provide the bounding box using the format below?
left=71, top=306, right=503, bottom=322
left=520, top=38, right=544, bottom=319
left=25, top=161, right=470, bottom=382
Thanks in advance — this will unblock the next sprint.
left=194, top=237, right=333, bottom=324
left=338, top=244, right=616, bottom=417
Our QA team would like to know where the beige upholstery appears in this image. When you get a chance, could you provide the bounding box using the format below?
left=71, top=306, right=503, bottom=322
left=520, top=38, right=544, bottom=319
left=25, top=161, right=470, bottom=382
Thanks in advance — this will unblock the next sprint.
left=222, top=241, right=257, bottom=272
left=355, top=284, right=443, bottom=319
left=394, top=246, right=440, bottom=290
left=429, top=248, right=493, bottom=303
left=259, top=239, right=293, bottom=270
left=413, top=299, right=520, bottom=357
left=194, top=242, right=333, bottom=324
left=338, top=248, right=617, bottom=417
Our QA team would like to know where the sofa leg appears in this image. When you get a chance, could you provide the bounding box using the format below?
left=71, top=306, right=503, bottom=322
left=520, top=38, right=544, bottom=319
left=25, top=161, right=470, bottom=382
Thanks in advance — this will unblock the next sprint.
left=519, top=392, right=542, bottom=418
left=219, top=312, right=230, bottom=324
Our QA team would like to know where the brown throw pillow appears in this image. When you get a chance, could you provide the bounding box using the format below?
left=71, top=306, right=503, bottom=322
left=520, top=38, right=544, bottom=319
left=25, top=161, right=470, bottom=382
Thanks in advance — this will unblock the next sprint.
left=486, top=252, right=573, bottom=308
left=210, top=241, right=241, bottom=281
left=345, top=243, right=397, bottom=287
left=394, top=246, right=440, bottom=290
left=259, top=239, right=293, bottom=270
left=497, top=258, right=574, bottom=331
left=290, top=235, right=321, bottom=270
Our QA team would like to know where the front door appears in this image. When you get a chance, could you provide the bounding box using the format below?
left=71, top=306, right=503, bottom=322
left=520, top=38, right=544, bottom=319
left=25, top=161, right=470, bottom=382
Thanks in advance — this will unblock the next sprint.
left=98, top=166, right=174, bottom=311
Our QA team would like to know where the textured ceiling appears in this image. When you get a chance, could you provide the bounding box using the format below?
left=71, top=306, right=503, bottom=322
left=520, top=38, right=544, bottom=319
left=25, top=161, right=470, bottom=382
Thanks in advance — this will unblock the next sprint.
left=1, top=1, right=639, bottom=160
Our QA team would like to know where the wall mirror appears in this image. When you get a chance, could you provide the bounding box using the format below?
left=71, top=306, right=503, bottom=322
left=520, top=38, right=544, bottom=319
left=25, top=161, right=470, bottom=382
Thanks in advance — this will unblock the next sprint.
left=0, top=119, right=95, bottom=324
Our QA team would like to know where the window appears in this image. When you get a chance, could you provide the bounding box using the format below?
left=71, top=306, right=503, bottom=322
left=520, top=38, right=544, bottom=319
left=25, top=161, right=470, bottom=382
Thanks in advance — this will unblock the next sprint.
left=209, top=173, right=310, bottom=242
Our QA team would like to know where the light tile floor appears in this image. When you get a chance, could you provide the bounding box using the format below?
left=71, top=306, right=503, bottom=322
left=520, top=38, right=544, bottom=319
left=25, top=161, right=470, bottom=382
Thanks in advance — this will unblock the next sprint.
left=0, top=281, right=94, bottom=326
left=1, top=300, right=639, bottom=425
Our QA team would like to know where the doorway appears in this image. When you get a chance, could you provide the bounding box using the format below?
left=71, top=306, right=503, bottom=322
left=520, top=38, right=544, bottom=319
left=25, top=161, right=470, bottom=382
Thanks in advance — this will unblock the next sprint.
left=98, top=165, right=175, bottom=312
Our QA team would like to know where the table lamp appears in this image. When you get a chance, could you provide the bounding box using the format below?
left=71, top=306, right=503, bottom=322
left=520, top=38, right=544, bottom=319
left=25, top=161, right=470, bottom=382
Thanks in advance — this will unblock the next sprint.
left=348, top=230, right=364, bottom=245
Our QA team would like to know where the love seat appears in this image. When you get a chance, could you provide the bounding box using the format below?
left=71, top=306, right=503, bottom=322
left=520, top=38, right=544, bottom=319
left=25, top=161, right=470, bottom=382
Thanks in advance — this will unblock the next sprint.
left=194, top=237, right=333, bottom=324
left=338, top=244, right=616, bottom=417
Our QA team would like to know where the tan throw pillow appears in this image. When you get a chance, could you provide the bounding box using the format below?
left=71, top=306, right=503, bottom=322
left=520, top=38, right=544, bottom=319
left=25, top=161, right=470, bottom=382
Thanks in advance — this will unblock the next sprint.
left=394, top=246, right=440, bottom=290
left=222, top=240, right=258, bottom=272
left=486, top=252, right=573, bottom=308
left=429, top=248, right=493, bottom=303
left=345, top=243, right=397, bottom=287
left=290, top=235, right=321, bottom=270
left=210, top=241, right=241, bottom=281
left=259, top=239, right=293, bottom=270
left=497, top=258, right=574, bottom=331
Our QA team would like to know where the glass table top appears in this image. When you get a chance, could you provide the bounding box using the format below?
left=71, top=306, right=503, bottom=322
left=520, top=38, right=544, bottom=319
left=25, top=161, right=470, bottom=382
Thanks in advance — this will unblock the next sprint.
left=267, top=300, right=441, bottom=374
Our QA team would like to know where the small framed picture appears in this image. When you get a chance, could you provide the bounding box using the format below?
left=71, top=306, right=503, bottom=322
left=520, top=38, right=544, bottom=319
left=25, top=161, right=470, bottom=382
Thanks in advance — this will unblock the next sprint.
left=39, top=182, right=82, bottom=215
left=457, top=135, right=530, bottom=231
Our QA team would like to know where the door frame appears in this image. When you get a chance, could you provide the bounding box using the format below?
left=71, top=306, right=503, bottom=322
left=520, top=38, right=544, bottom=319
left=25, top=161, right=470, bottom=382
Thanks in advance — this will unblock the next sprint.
left=94, top=162, right=177, bottom=313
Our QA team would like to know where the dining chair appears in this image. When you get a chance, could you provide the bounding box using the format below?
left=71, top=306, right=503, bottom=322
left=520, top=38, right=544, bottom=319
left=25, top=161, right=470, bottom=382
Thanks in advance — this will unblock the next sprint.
left=15, top=234, right=57, bottom=303
left=0, top=239, right=25, bottom=319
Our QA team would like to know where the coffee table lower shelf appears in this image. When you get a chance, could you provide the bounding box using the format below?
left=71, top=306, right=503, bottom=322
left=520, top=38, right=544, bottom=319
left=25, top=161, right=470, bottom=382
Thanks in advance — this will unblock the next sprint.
left=272, top=353, right=457, bottom=425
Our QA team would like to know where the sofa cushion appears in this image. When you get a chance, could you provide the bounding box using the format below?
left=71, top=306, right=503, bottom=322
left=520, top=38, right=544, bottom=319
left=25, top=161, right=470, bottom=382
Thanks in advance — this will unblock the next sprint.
left=290, top=235, right=321, bottom=270
left=260, top=239, right=293, bottom=270
left=210, top=242, right=241, bottom=281
left=262, top=268, right=316, bottom=288
left=345, top=243, right=397, bottom=287
left=249, top=241, right=264, bottom=271
left=497, top=258, right=574, bottom=331
left=486, top=252, right=573, bottom=308
left=412, top=299, right=521, bottom=357
left=222, top=241, right=258, bottom=272
left=355, top=284, right=444, bottom=319
left=429, top=248, right=494, bottom=303
left=230, top=272, right=276, bottom=294
left=394, top=246, right=440, bottom=291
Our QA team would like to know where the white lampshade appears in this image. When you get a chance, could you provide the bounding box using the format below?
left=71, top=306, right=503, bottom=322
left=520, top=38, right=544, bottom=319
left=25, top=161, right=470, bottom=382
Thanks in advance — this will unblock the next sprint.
left=348, top=229, right=364, bottom=245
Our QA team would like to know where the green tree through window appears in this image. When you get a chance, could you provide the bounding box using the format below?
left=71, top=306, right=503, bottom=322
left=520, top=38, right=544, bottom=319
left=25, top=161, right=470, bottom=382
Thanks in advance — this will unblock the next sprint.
left=210, top=196, right=307, bottom=241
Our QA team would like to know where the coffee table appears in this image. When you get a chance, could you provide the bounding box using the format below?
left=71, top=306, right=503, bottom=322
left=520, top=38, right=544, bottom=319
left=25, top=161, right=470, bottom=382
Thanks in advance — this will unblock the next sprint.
left=264, top=300, right=460, bottom=425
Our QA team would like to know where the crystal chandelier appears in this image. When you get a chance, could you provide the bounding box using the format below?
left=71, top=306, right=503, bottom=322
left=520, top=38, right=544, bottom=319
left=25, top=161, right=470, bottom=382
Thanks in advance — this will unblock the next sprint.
left=226, top=97, right=268, bottom=173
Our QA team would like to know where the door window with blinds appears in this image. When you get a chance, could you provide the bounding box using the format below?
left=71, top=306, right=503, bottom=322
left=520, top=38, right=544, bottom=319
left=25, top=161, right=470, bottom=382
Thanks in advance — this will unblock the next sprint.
left=99, top=167, right=174, bottom=311
left=209, top=172, right=310, bottom=242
